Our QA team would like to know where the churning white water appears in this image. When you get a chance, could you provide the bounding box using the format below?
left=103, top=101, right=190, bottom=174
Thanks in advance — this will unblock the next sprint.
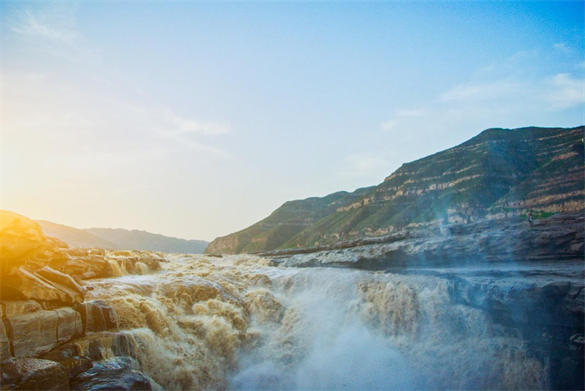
left=85, top=254, right=546, bottom=391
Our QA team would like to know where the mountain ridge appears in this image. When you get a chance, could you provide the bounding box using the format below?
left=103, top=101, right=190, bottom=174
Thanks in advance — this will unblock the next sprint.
left=36, top=220, right=209, bottom=254
left=206, top=126, right=585, bottom=254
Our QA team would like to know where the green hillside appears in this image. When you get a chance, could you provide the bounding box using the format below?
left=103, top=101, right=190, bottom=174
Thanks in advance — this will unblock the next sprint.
left=207, top=126, right=584, bottom=253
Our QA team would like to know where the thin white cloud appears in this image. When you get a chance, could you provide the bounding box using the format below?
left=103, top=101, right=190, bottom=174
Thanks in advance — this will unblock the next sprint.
left=12, top=9, right=78, bottom=45
left=553, top=42, right=574, bottom=54
left=543, top=73, right=585, bottom=110
left=379, top=53, right=584, bottom=148
left=9, top=7, right=89, bottom=60
left=440, top=80, right=524, bottom=102
left=380, top=120, right=396, bottom=132
left=396, top=108, right=429, bottom=118
left=162, top=110, right=231, bottom=136
left=6, top=6, right=233, bottom=160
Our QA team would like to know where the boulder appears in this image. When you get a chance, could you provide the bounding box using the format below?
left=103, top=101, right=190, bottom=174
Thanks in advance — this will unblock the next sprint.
left=40, top=343, right=93, bottom=379
left=6, top=307, right=82, bottom=358
left=11, top=268, right=83, bottom=305
left=0, top=358, right=69, bottom=391
left=50, top=256, right=114, bottom=281
left=70, top=358, right=152, bottom=391
left=36, top=267, right=85, bottom=299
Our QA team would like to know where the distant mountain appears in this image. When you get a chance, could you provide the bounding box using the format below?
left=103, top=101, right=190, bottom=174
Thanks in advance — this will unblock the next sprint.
left=85, top=228, right=208, bottom=254
left=207, top=126, right=585, bottom=254
left=36, top=221, right=209, bottom=254
left=37, top=220, right=120, bottom=250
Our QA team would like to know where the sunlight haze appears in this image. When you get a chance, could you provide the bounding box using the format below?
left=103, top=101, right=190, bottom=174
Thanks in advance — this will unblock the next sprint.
left=1, top=1, right=584, bottom=241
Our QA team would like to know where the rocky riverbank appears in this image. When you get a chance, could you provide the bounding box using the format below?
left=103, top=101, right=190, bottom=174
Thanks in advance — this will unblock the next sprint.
left=1, top=210, right=583, bottom=390
left=0, top=211, right=165, bottom=390
left=263, top=212, right=584, bottom=267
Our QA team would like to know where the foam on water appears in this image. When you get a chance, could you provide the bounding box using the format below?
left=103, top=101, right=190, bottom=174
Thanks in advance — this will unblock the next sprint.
left=86, top=255, right=547, bottom=391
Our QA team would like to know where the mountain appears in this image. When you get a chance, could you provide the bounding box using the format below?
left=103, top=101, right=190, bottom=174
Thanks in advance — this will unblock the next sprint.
left=37, top=220, right=120, bottom=250
left=36, top=220, right=209, bottom=254
left=84, top=228, right=208, bottom=254
left=205, top=187, right=375, bottom=254
left=207, top=126, right=585, bottom=254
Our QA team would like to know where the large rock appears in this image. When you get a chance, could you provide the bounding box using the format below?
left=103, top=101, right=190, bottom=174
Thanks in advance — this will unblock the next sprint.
left=0, top=358, right=69, bottom=391
left=39, top=331, right=139, bottom=382
left=50, top=254, right=114, bottom=281
left=40, top=344, right=93, bottom=379
left=36, top=267, right=85, bottom=299
left=5, top=307, right=82, bottom=358
left=69, top=358, right=152, bottom=391
left=10, top=268, right=83, bottom=305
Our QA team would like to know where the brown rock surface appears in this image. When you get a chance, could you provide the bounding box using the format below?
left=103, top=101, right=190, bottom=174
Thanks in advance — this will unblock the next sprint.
left=11, top=268, right=83, bottom=305
left=74, top=301, right=117, bottom=333
left=5, top=307, right=82, bottom=359
left=0, top=358, right=69, bottom=391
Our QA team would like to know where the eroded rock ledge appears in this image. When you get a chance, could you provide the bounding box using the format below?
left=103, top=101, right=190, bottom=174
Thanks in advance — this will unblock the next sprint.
left=263, top=212, right=584, bottom=268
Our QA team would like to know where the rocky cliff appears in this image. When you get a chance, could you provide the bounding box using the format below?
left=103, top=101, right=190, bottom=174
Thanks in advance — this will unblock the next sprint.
left=0, top=210, right=166, bottom=390
left=265, top=212, right=584, bottom=268
left=207, top=126, right=584, bottom=254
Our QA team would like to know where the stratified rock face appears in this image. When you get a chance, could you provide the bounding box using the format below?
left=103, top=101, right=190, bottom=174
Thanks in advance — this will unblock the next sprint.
left=208, top=126, right=584, bottom=253
left=0, top=301, right=83, bottom=359
left=206, top=187, right=375, bottom=254
left=269, top=212, right=584, bottom=267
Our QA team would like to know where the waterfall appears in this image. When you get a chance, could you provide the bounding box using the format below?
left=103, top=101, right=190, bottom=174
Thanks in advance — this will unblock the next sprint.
left=85, top=255, right=547, bottom=391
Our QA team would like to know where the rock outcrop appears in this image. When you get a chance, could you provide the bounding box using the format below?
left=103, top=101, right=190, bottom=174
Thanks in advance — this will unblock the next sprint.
left=0, top=211, right=163, bottom=390
left=267, top=212, right=584, bottom=268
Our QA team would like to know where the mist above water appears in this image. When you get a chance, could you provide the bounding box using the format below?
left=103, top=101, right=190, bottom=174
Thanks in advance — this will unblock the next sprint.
left=231, top=270, right=413, bottom=391
left=86, top=255, right=547, bottom=391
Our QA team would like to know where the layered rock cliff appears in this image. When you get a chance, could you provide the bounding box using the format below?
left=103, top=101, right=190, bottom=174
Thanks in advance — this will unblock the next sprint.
left=207, top=126, right=584, bottom=254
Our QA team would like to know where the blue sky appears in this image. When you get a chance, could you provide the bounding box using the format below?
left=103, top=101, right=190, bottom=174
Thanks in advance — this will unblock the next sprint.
left=1, top=1, right=584, bottom=240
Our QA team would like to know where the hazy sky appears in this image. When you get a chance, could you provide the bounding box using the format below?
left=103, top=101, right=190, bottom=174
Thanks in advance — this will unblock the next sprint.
left=1, top=1, right=584, bottom=241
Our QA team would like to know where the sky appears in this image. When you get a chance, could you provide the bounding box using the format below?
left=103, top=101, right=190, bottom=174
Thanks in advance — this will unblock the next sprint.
left=1, top=1, right=584, bottom=241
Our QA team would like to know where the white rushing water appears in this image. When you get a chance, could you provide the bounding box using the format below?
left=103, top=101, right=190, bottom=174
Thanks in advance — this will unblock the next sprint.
left=86, top=254, right=547, bottom=391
